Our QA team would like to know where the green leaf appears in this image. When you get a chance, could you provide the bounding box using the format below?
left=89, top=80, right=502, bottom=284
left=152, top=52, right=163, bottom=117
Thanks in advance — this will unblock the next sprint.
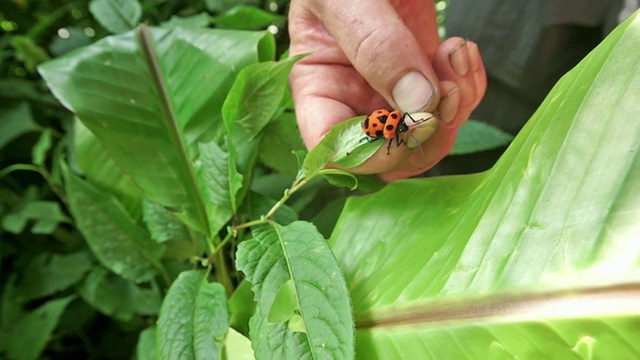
left=15, top=251, right=93, bottom=302
left=0, top=101, right=40, bottom=150
left=329, top=11, right=640, bottom=358
left=10, top=36, right=50, bottom=72
left=225, top=328, right=255, bottom=360
left=236, top=221, right=354, bottom=359
left=74, top=119, right=144, bottom=219
left=223, top=54, right=304, bottom=140
left=88, top=0, right=142, bottom=34
left=2, top=296, right=74, bottom=360
left=450, top=119, right=514, bottom=155
left=212, top=6, right=285, bottom=30
left=31, top=128, right=52, bottom=166
left=194, top=139, right=243, bottom=234
left=229, top=280, right=255, bottom=337
left=162, top=13, right=211, bottom=29
left=63, top=168, right=164, bottom=283
left=79, top=267, right=162, bottom=321
left=1, top=200, right=71, bottom=235
left=142, top=199, right=190, bottom=243
left=136, top=327, right=157, bottom=360
left=258, top=112, right=306, bottom=175
left=156, top=270, right=229, bottom=359
left=40, top=26, right=271, bottom=234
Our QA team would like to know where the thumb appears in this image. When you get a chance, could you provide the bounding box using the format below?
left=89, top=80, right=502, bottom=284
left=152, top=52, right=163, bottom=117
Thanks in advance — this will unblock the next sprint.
left=315, top=0, right=441, bottom=112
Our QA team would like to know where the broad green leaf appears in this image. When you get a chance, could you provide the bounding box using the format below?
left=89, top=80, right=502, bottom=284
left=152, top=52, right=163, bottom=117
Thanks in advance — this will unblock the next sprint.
left=450, top=119, right=514, bottom=155
left=89, top=0, right=142, bottom=34
left=79, top=267, right=162, bottom=321
left=212, top=6, right=285, bottom=30
left=142, top=199, right=190, bottom=243
left=156, top=270, right=229, bottom=359
left=223, top=54, right=304, bottom=140
left=236, top=221, right=354, bottom=359
left=330, top=10, right=640, bottom=359
left=0, top=101, right=40, bottom=150
left=2, top=296, right=74, bottom=360
left=15, top=251, right=93, bottom=302
left=64, top=168, right=164, bottom=283
left=162, top=13, right=211, bottom=29
left=229, top=280, right=255, bottom=337
left=40, top=26, right=272, bottom=234
left=1, top=200, right=71, bottom=235
left=258, top=112, right=306, bottom=175
left=74, top=119, right=143, bottom=219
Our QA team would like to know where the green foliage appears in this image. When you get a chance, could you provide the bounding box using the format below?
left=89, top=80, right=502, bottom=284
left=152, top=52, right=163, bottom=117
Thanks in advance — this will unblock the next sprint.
left=1, top=0, right=638, bottom=359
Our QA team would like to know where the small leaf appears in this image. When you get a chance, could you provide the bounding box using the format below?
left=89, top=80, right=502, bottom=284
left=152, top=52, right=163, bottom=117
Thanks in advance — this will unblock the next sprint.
left=450, top=119, right=514, bottom=155
left=236, top=221, right=354, bottom=359
left=225, top=328, right=255, bottom=360
left=258, top=112, right=306, bottom=175
left=156, top=270, right=229, bottom=359
left=63, top=168, right=164, bottom=283
left=268, top=279, right=298, bottom=323
left=212, top=6, right=285, bottom=30
left=31, top=129, right=52, bottom=166
left=136, top=327, right=156, bottom=360
left=16, top=251, right=93, bottom=302
left=3, top=296, right=74, bottom=360
left=10, top=36, right=50, bottom=72
left=79, top=267, right=162, bottom=321
left=89, top=0, right=142, bottom=34
left=229, top=280, right=255, bottom=337
left=0, top=102, right=40, bottom=150
left=142, top=199, right=190, bottom=243
left=1, top=200, right=71, bottom=235
left=223, top=54, right=305, bottom=140
left=162, top=13, right=211, bottom=29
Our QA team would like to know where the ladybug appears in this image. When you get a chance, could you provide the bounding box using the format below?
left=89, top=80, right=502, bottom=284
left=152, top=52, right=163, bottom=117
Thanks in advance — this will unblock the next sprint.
left=361, top=109, right=430, bottom=154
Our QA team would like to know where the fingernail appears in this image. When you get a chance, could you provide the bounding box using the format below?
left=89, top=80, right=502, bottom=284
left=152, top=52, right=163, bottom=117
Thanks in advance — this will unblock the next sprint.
left=392, top=71, right=435, bottom=113
left=406, top=117, right=438, bottom=149
left=449, top=40, right=469, bottom=76
left=439, top=87, right=460, bottom=124
left=467, top=41, right=480, bottom=71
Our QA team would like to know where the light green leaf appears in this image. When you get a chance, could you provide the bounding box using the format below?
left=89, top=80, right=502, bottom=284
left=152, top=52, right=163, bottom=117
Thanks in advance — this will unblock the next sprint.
left=1, top=200, right=71, bottom=235
left=450, top=119, right=514, bottom=155
left=223, top=54, right=304, bottom=140
left=156, top=270, right=229, bottom=359
left=0, top=102, right=39, bottom=150
left=329, top=10, right=640, bottom=359
left=3, top=296, right=74, bottom=360
left=225, top=328, right=255, bottom=360
left=162, top=13, right=211, bottom=29
left=15, top=251, right=93, bottom=302
left=136, top=327, right=156, bottom=360
left=63, top=168, right=164, bottom=283
left=78, top=267, right=162, bottom=321
left=40, top=26, right=272, bottom=234
left=212, top=6, right=285, bottom=30
left=89, top=0, right=142, bottom=34
left=31, top=128, right=52, bottom=166
left=236, top=221, right=354, bottom=359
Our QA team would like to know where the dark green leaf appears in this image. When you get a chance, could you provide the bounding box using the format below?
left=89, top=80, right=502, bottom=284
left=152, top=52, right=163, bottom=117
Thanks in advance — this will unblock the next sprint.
left=329, top=11, right=640, bottom=358
left=89, top=0, right=142, bottom=34
left=228, top=279, right=255, bottom=337
left=64, top=168, right=164, bottom=283
left=1, top=200, right=71, bottom=235
left=236, top=221, right=354, bottom=359
left=212, top=6, right=285, bottom=30
left=156, top=270, right=229, bottom=359
left=162, top=13, right=211, bottom=28
left=79, top=267, right=162, bottom=321
left=258, top=112, right=306, bottom=175
left=136, top=327, right=156, bottom=360
left=16, top=251, right=93, bottom=302
left=0, top=102, right=39, bottom=150
left=450, top=119, right=514, bottom=155
left=3, top=296, right=74, bottom=360
left=223, top=54, right=305, bottom=140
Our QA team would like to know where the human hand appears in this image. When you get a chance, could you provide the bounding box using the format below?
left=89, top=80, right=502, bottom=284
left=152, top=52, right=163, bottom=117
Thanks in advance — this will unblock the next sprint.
left=288, top=0, right=486, bottom=180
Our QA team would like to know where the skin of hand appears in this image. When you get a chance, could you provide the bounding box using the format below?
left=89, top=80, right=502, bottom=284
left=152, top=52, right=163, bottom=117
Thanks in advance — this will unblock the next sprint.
left=288, top=0, right=487, bottom=180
